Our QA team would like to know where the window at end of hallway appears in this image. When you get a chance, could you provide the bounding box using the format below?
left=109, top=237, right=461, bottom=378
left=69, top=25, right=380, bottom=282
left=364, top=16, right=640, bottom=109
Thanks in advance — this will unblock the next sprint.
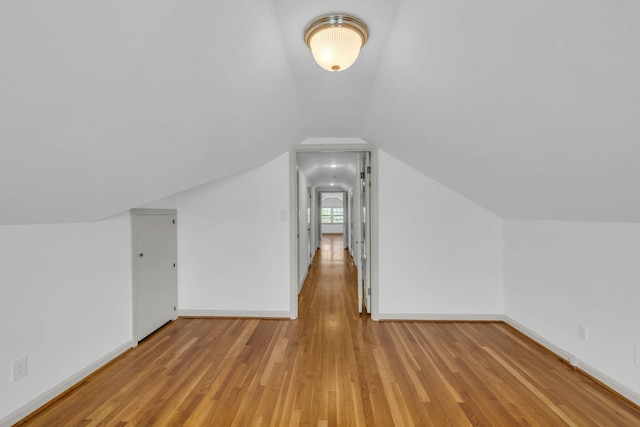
left=322, top=207, right=343, bottom=224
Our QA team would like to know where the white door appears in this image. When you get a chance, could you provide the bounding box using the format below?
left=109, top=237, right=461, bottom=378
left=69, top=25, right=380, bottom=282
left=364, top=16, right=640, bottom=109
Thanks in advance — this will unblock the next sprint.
left=358, top=153, right=372, bottom=314
left=307, top=186, right=313, bottom=262
left=349, top=191, right=355, bottom=255
left=316, top=191, right=322, bottom=251
left=131, top=209, right=178, bottom=342
left=343, top=191, right=348, bottom=249
left=355, top=156, right=364, bottom=313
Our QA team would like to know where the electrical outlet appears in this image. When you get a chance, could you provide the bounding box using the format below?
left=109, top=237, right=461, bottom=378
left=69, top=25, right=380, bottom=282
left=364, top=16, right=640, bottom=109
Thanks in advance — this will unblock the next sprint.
left=12, top=356, right=27, bottom=382
left=577, top=324, right=589, bottom=341
left=635, top=343, right=640, bottom=367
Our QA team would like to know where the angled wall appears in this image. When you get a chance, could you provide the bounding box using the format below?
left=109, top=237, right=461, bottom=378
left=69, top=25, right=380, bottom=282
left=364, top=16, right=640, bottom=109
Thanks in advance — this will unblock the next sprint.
left=172, top=148, right=505, bottom=319
left=0, top=213, right=132, bottom=423
left=377, top=151, right=504, bottom=318
left=176, top=152, right=291, bottom=316
left=504, top=220, right=640, bottom=402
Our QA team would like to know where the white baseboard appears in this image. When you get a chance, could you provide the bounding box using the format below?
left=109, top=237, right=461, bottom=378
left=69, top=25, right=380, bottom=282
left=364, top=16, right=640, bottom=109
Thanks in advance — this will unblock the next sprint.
left=503, top=315, right=640, bottom=407
left=178, top=309, right=291, bottom=318
left=0, top=341, right=132, bottom=427
left=377, top=313, right=503, bottom=321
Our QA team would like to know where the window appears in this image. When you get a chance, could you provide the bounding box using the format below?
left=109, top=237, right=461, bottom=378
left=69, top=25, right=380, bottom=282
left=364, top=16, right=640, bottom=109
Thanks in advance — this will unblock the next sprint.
left=321, top=207, right=344, bottom=224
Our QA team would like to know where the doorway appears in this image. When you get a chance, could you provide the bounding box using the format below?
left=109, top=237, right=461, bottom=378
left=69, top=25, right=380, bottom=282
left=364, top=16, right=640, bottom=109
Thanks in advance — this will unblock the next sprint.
left=289, top=144, right=379, bottom=320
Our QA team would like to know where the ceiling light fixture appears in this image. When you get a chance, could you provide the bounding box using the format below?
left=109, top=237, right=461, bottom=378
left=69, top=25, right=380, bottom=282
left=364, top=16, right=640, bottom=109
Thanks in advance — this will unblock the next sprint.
left=304, top=14, right=369, bottom=72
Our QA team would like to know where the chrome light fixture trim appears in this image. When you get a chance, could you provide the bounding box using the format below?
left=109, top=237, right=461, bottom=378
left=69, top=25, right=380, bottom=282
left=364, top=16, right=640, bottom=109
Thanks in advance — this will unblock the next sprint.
left=304, top=14, right=369, bottom=72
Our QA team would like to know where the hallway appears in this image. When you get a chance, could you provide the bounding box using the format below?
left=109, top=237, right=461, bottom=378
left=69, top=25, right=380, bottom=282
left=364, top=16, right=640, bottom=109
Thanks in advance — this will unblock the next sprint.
left=18, top=236, right=640, bottom=426
left=298, top=234, right=360, bottom=323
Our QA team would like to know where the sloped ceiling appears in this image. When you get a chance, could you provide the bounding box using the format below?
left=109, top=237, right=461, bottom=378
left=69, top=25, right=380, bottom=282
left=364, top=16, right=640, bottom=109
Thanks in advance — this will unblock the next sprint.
left=297, top=151, right=359, bottom=192
left=1, top=0, right=639, bottom=225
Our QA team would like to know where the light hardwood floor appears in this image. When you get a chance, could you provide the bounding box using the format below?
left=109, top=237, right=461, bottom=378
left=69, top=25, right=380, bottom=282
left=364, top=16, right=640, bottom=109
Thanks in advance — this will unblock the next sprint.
left=18, top=235, right=640, bottom=426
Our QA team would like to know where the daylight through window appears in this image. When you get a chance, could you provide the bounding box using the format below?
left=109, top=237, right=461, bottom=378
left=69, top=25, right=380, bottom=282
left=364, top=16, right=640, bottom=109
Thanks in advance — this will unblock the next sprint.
left=321, top=207, right=344, bottom=224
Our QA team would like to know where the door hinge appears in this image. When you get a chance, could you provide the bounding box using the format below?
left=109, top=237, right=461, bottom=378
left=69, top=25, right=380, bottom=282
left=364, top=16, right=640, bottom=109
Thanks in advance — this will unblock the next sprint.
left=172, top=219, right=176, bottom=224
left=360, top=172, right=365, bottom=179
left=174, top=306, right=177, bottom=311
left=367, top=166, right=371, bottom=174
left=173, top=263, right=176, bottom=268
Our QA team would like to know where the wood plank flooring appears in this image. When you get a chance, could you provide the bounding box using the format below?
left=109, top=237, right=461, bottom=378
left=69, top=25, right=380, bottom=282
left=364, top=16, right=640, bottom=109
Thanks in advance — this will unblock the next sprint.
left=18, top=235, right=640, bottom=426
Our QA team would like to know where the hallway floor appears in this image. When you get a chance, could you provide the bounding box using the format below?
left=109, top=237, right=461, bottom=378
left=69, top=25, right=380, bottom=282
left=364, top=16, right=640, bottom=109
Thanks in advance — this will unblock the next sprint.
left=19, top=235, right=640, bottom=426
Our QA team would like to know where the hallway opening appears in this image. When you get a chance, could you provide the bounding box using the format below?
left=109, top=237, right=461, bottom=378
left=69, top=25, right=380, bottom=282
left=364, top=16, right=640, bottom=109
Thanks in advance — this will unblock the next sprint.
left=290, top=144, right=379, bottom=320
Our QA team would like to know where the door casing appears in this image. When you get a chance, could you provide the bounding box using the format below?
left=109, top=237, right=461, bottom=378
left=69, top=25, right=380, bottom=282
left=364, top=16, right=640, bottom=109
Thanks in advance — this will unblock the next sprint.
left=289, top=144, right=379, bottom=320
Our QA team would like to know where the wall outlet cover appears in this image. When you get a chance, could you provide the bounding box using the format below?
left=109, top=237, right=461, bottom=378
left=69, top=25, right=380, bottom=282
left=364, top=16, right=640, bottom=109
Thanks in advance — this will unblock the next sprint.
left=577, top=324, right=589, bottom=341
left=12, top=356, right=28, bottom=382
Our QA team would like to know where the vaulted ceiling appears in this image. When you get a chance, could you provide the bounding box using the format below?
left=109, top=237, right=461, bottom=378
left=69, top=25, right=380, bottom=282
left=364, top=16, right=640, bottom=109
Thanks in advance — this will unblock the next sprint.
left=1, top=0, right=639, bottom=225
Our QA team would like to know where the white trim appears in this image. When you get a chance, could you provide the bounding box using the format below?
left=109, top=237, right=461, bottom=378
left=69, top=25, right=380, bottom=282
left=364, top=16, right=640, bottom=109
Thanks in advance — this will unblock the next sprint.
left=369, top=149, right=379, bottom=321
left=377, top=313, right=504, bottom=321
left=289, top=150, right=299, bottom=319
left=504, top=315, right=640, bottom=407
left=178, top=309, right=291, bottom=318
left=290, top=144, right=380, bottom=321
left=0, top=342, right=131, bottom=427
left=300, top=137, right=368, bottom=145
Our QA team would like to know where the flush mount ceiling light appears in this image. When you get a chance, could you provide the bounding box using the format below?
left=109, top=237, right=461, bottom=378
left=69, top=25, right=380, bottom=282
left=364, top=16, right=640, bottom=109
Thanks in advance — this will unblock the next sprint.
left=304, top=14, right=369, bottom=72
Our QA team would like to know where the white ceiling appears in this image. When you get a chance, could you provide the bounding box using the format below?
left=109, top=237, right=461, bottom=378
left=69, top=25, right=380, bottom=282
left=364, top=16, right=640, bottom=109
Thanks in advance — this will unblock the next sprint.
left=1, top=0, right=639, bottom=225
left=297, top=151, right=359, bottom=192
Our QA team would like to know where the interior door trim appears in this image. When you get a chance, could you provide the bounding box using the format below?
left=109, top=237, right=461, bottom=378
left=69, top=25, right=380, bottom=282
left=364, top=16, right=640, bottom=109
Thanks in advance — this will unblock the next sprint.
left=289, top=144, right=379, bottom=321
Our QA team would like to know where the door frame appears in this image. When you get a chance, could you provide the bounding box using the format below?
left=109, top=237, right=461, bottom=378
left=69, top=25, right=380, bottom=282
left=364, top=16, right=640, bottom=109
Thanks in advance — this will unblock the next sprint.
left=289, top=144, right=379, bottom=320
left=130, top=208, right=178, bottom=346
left=318, top=190, right=346, bottom=238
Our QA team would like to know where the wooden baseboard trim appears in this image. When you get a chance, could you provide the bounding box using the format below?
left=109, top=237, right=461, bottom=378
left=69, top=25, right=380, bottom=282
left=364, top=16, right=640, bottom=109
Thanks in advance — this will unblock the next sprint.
left=3, top=341, right=132, bottom=427
left=503, top=315, right=640, bottom=408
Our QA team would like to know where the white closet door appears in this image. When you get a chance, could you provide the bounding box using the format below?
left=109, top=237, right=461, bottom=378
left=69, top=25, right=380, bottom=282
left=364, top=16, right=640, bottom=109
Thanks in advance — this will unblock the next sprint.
left=131, top=209, right=177, bottom=342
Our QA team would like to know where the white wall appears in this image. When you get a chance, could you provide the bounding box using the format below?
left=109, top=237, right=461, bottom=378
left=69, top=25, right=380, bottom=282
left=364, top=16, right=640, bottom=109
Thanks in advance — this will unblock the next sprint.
left=176, top=153, right=290, bottom=316
left=0, top=213, right=132, bottom=423
left=137, top=194, right=177, bottom=210
left=504, top=220, right=640, bottom=400
left=322, top=224, right=343, bottom=234
left=378, top=150, right=503, bottom=318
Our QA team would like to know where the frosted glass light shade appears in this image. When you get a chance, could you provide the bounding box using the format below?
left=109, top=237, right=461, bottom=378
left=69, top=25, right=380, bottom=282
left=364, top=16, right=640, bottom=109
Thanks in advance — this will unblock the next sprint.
left=304, top=15, right=368, bottom=72
left=309, top=27, right=362, bottom=72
